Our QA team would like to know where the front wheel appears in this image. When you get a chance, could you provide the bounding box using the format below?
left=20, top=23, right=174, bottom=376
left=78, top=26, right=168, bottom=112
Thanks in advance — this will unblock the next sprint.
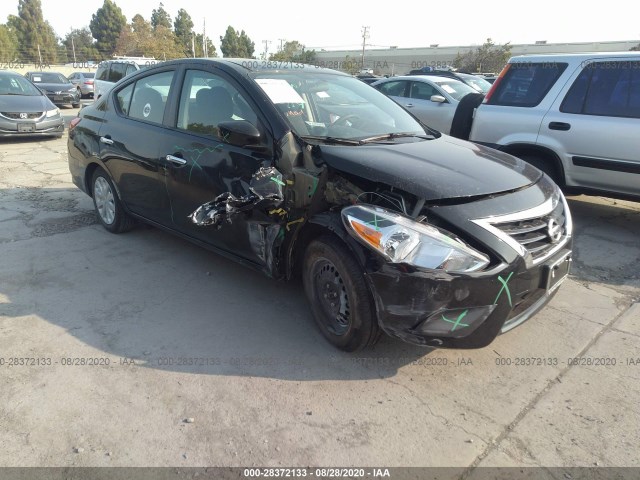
left=91, top=168, right=135, bottom=233
left=302, top=235, right=380, bottom=351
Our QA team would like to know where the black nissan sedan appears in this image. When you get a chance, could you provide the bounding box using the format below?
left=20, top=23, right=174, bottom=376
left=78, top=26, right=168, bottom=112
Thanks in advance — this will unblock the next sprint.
left=67, top=58, right=573, bottom=351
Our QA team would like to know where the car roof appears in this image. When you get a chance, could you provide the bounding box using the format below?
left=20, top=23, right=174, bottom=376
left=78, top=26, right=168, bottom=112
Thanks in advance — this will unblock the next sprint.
left=145, top=57, right=347, bottom=76
left=509, top=52, right=640, bottom=62
left=377, top=75, right=465, bottom=84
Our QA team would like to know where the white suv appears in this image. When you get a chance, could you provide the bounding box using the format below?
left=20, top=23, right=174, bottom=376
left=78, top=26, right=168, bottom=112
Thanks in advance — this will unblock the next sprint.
left=468, top=52, right=640, bottom=200
left=94, top=58, right=158, bottom=99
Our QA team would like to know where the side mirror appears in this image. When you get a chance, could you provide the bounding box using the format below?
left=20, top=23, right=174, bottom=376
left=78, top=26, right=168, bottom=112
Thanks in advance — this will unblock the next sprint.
left=217, top=120, right=261, bottom=148
left=430, top=95, right=447, bottom=103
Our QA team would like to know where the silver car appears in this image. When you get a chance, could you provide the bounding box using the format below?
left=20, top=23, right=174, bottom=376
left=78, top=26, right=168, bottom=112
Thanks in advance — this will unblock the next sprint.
left=372, top=75, right=477, bottom=134
left=469, top=52, right=640, bottom=200
left=0, top=71, right=64, bottom=138
left=67, top=72, right=95, bottom=98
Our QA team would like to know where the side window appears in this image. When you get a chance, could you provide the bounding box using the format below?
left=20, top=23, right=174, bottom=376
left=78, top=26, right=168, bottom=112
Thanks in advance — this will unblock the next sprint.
left=96, top=65, right=109, bottom=81
left=115, top=83, right=134, bottom=115
left=584, top=62, right=640, bottom=118
left=378, top=81, right=407, bottom=97
left=125, top=64, right=138, bottom=76
left=410, top=82, right=438, bottom=100
left=126, top=70, right=175, bottom=124
left=488, top=62, right=568, bottom=107
left=108, top=63, right=127, bottom=83
left=177, top=69, right=259, bottom=137
left=560, top=67, right=591, bottom=114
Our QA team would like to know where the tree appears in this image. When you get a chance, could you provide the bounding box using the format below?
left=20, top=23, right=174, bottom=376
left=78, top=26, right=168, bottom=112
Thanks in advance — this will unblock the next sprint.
left=269, top=40, right=316, bottom=64
left=0, top=25, right=18, bottom=63
left=194, top=33, right=217, bottom=58
left=631, top=43, right=640, bottom=51
left=115, top=15, right=184, bottom=60
left=63, top=28, right=100, bottom=62
left=90, top=0, right=127, bottom=60
left=6, top=0, right=59, bottom=63
left=173, top=8, right=194, bottom=56
left=342, top=55, right=360, bottom=75
left=219, top=26, right=254, bottom=58
left=151, top=3, right=172, bottom=30
left=453, top=38, right=511, bottom=73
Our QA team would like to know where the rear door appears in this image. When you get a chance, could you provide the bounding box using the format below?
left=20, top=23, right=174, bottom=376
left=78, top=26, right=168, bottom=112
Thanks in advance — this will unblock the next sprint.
left=97, top=68, right=178, bottom=224
left=540, top=59, right=640, bottom=195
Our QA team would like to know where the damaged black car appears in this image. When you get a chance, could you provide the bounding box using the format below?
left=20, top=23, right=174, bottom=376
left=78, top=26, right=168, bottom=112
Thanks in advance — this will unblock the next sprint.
left=67, top=59, right=573, bottom=351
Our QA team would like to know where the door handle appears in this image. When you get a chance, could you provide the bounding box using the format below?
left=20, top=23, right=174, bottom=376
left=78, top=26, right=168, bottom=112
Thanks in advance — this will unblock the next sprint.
left=549, top=121, right=571, bottom=131
left=99, top=136, right=114, bottom=145
left=166, top=154, right=187, bottom=166
left=404, top=103, right=414, bottom=108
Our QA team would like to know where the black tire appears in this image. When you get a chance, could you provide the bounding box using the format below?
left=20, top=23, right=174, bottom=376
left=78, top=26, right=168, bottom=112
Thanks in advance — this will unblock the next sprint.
left=77, top=88, right=83, bottom=99
left=450, top=92, right=484, bottom=140
left=91, top=167, right=136, bottom=233
left=72, top=102, right=80, bottom=108
left=518, top=153, right=563, bottom=186
left=302, top=235, right=380, bottom=352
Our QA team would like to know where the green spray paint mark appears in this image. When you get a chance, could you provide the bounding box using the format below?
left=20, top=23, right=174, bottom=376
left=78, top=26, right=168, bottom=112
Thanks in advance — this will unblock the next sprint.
left=494, top=272, right=514, bottom=307
left=366, top=214, right=382, bottom=231
left=270, top=177, right=286, bottom=186
left=173, top=145, right=215, bottom=182
left=442, top=310, right=469, bottom=332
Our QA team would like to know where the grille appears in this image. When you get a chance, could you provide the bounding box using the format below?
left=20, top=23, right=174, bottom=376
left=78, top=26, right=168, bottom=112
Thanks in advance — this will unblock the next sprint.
left=1, top=112, right=43, bottom=120
left=492, top=200, right=566, bottom=262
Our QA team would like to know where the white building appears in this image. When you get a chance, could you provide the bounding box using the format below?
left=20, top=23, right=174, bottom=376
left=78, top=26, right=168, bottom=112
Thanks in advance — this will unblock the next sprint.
left=313, top=40, right=640, bottom=75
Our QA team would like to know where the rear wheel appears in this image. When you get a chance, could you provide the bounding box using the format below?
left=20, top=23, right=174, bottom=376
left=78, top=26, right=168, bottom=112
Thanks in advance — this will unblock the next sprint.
left=302, top=235, right=380, bottom=351
left=91, top=168, right=135, bottom=233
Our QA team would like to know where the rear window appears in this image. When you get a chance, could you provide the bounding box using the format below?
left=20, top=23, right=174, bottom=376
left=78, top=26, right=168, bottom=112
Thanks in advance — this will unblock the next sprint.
left=488, top=62, right=568, bottom=107
left=108, top=63, right=127, bottom=83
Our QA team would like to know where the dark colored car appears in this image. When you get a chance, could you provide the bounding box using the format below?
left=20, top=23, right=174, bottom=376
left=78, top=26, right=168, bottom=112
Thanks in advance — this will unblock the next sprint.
left=0, top=71, right=64, bottom=138
left=24, top=71, right=81, bottom=107
left=67, top=58, right=573, bottom=351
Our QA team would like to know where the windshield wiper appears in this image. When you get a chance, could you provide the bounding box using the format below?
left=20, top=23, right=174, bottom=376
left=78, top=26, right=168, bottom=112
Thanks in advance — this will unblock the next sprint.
left=299, top=135, right=362, bottom=146
left=358, top=132, right=434, bottom=144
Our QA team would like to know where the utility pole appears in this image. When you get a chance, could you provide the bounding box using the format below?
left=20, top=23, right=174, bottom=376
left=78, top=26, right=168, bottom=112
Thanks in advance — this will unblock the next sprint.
left=203, top=19, right=207, bottom=57
left=192, top=32, right=196, bottom=58
left=262, top=40, right=271, bottom=60
left=361, top=26, right=370, bottom=70
left=71, top=37, right=76, bottom=63
left=37, top=44, right=42, bottom=65
left=278, top=38, right=286, bottom=51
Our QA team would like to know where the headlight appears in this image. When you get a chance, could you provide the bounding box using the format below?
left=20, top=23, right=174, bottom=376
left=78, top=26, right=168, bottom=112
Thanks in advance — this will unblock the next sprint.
left=45, top=108, right=59, bottom=118
left=68, top=87, right=76, bottom=92
left=341, top=205, right=490, bottom=273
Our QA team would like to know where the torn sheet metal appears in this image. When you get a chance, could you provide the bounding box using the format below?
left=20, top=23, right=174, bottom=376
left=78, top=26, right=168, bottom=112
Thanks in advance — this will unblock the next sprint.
left=189, top=167, right=285, bottom=228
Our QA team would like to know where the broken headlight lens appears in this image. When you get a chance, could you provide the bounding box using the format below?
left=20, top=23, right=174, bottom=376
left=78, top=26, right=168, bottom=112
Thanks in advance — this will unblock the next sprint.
left=341, top=205, right=489, bottom=273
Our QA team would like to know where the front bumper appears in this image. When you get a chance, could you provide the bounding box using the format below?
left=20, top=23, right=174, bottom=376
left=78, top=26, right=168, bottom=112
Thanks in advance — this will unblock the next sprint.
left=367, top=246, right=571, bottom=348
left=45, top=91, right=80, bottom=105
left=364, top=178, right=572, bottom=349
left=0, top=116, right=64, bottom=137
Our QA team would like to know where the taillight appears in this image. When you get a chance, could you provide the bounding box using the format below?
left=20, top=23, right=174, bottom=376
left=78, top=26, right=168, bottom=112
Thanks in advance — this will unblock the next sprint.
left=69, top=117, right=81, bottom=132
left=483, top=63, right=511, bottom=104
left=85, top=80, right=93, bottom=85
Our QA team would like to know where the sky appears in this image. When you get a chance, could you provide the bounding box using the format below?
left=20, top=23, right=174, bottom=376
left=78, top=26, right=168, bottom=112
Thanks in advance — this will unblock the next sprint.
left=1, top=0, right=639, bottom=54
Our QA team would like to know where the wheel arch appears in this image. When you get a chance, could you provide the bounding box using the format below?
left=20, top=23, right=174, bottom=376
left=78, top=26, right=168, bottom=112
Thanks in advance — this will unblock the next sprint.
left=286, top=210, right=369, bottom=280
left=501, top=143, right=566, bottom=186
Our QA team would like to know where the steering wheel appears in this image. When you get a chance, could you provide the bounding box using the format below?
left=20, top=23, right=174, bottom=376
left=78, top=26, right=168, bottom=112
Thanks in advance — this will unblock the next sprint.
left=331, top=114, right=362, bottom=127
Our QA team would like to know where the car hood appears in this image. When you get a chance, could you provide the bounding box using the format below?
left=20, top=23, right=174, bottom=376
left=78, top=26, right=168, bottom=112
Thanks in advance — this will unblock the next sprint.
left=34, top=83, right=73, bottom=92
left=0, top=94, right=51, bottom=112
left=317, top=135, right=542, bottom=201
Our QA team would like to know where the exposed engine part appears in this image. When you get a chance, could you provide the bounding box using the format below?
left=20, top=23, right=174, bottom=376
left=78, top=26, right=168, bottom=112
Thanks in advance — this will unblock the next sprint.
left=324, top=176, right=365, bottom=205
